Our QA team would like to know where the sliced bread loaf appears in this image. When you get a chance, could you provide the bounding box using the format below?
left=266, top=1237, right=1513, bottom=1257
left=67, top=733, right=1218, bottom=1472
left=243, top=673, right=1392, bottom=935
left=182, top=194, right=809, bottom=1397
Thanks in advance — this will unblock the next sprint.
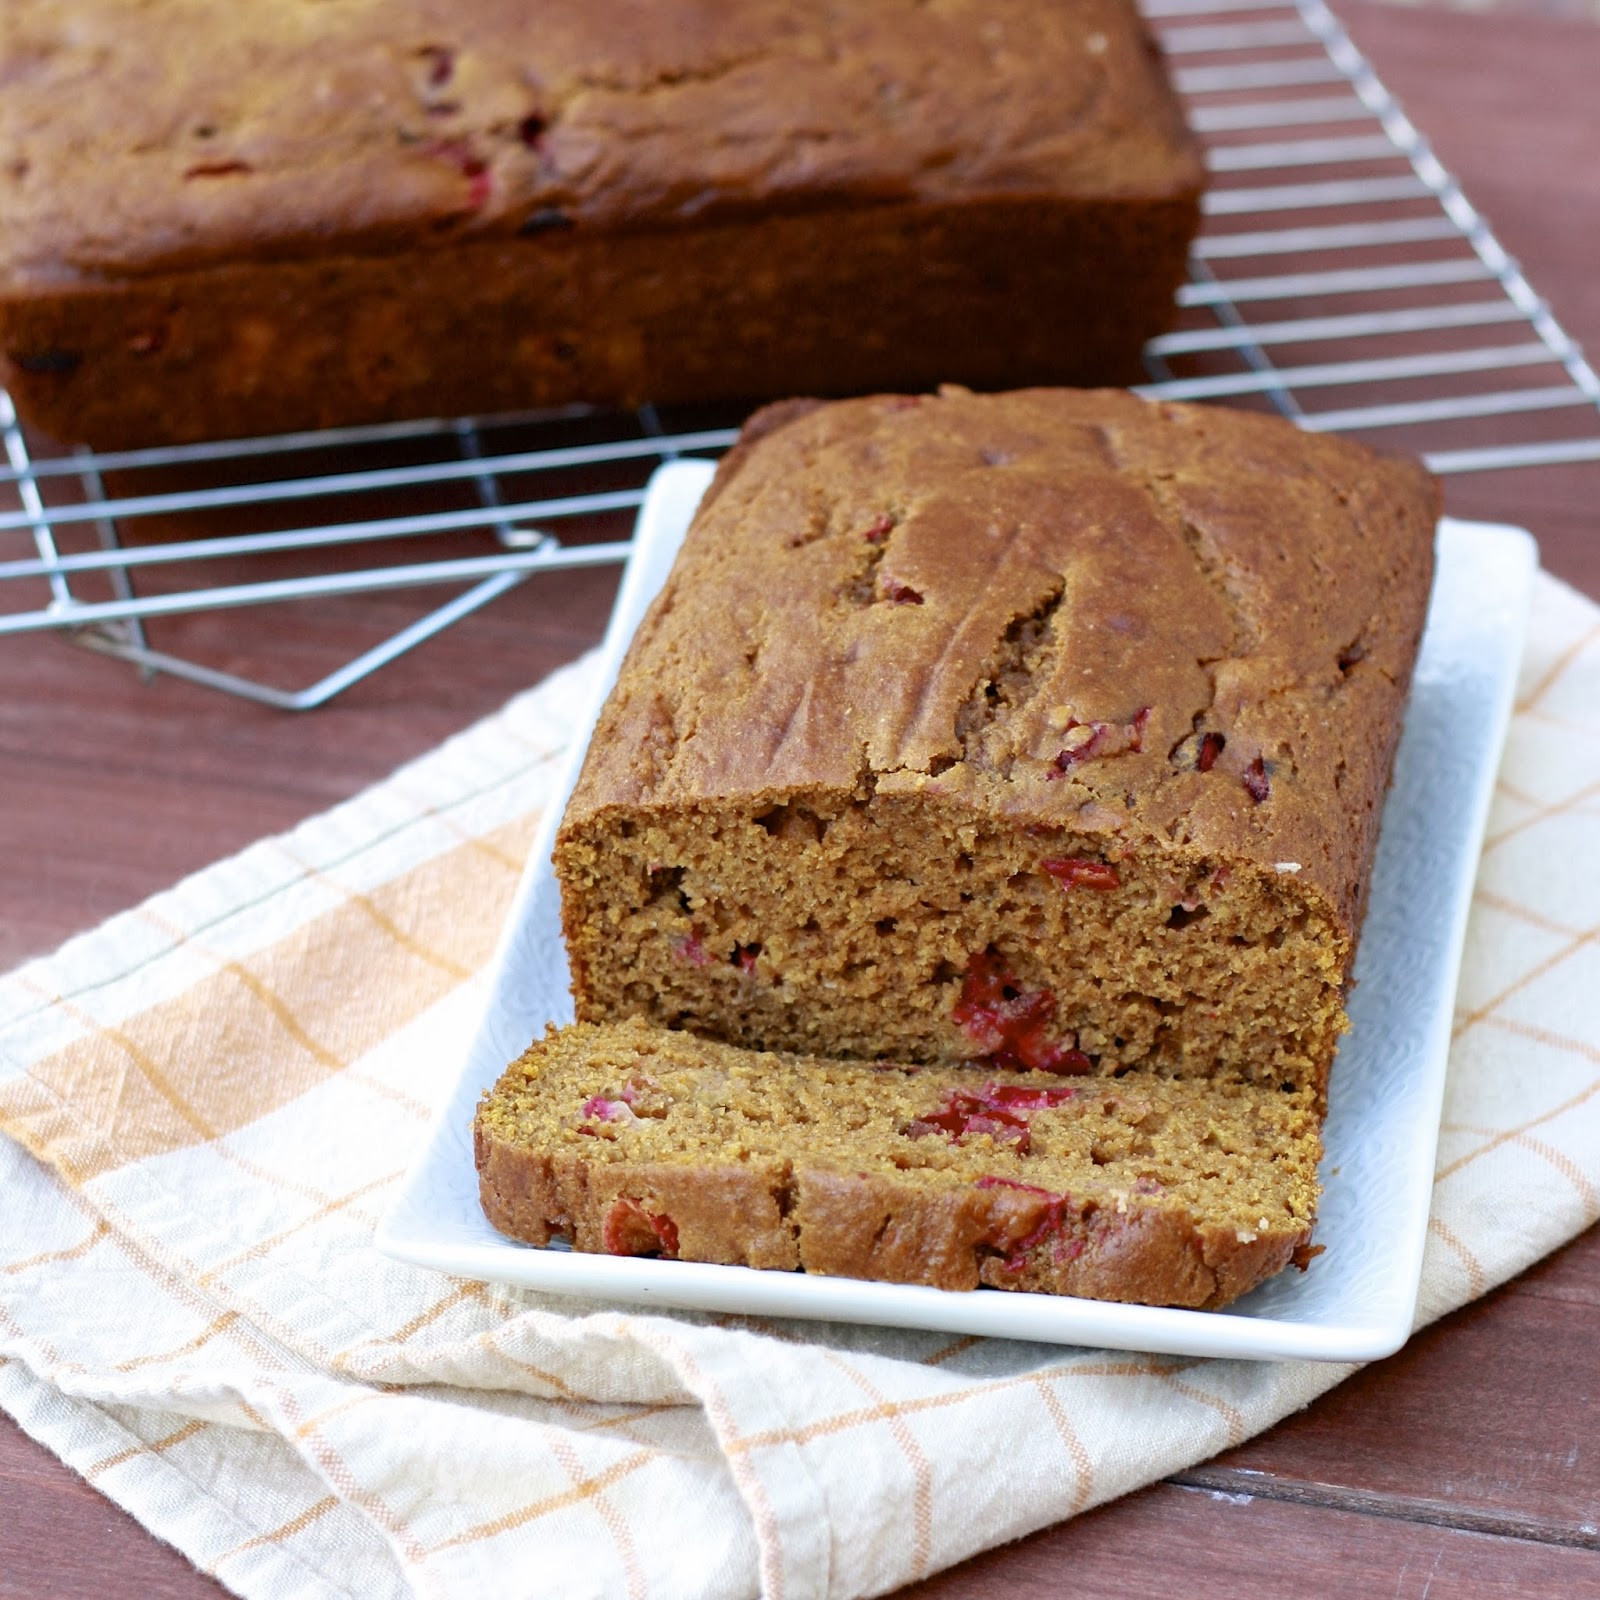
left=555, top=389, right=1438, bottom=1102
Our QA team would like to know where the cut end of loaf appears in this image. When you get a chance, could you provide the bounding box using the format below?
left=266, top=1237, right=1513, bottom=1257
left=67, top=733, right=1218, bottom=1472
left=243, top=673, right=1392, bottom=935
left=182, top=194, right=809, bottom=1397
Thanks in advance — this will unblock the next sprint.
left=558, top=792, right=1350, bottom=1099
left=475, top=1019, right=1322, bottom=1310
left=554, top=389, right=1437, bottom=1109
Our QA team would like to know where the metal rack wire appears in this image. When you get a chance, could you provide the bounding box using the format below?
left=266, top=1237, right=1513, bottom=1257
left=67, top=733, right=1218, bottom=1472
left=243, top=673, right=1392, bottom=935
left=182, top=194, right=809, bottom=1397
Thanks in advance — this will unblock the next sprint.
left=3, top=0, right=1597, bottom=708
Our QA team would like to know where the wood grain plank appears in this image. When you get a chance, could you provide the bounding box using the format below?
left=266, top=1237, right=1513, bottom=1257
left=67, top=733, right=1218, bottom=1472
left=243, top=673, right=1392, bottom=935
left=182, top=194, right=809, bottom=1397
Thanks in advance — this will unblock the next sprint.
left=907, top=1482, right=1600, bottom=1599
left=1335, top=0, right=1600, bottom=597
left=0, top=1411, right=228, bottom=1600
left=0, top=565, right=620, bottom=972
left=1187, top=1228, right=1600, bottom=1535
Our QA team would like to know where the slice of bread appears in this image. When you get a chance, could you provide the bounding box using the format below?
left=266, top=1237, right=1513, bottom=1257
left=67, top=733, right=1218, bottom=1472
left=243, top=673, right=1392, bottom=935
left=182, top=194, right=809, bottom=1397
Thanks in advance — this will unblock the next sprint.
left=475, top=1018, right=1321, bottom=1310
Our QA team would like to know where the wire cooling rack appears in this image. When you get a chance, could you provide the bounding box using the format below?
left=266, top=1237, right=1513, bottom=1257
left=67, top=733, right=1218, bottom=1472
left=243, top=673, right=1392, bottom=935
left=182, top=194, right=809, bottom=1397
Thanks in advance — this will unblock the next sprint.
left=3, top=0, right=1597, bottom=708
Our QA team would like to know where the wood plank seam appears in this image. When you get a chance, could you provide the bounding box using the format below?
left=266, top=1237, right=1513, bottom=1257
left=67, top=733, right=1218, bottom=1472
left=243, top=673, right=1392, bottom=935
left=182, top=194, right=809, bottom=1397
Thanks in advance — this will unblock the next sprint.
left=1168, top=1468, right=1600, bottom=1549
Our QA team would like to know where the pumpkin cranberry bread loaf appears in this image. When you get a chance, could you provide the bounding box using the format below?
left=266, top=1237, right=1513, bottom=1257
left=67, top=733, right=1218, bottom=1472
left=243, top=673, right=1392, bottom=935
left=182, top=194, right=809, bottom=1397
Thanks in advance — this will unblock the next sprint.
left=0, top=0, right=1201, bottom=447
left=555, top=388, right=1440, bottom=1103
left=476, top=1019, right=1322, bottom=1309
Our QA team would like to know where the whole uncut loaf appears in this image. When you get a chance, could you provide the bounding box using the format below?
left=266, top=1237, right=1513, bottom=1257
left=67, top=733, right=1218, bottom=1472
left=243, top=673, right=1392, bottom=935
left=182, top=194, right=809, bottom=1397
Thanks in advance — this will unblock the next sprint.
left=0, top=0, right=1200, bottom=447
left=476, top=1019, right=1323, bottom=1309
left=555, top=388, right=1440, bottom=1102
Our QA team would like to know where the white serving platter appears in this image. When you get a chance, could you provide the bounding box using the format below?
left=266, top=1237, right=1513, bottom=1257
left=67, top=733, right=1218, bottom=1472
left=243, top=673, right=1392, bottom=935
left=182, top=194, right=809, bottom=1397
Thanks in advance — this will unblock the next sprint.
left=378, top=459, right=1535, bottom=1362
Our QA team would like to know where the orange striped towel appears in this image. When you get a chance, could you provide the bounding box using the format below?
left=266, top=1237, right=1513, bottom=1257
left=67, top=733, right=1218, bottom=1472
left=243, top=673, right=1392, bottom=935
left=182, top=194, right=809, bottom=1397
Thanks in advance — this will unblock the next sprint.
left=2, top=571, right=1597, bottom=1600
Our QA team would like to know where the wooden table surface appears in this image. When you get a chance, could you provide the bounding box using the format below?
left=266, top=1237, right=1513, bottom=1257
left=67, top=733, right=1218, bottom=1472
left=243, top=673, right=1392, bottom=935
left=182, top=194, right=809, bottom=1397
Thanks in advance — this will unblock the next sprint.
left=4, top=3, right=1599, bottom=1595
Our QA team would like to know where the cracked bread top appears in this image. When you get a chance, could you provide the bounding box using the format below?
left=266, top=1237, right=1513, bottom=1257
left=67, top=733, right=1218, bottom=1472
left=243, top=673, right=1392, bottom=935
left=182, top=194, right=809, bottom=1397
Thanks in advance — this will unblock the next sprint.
left=562, top=388, right=1439, bottom=941
left=1, top=0, right=1201, bottom=286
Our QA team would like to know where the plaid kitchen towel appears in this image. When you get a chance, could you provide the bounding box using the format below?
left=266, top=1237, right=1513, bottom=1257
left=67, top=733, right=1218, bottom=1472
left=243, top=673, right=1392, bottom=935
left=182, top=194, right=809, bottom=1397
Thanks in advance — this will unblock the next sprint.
left=1, top=568, right=1597, bottom=1600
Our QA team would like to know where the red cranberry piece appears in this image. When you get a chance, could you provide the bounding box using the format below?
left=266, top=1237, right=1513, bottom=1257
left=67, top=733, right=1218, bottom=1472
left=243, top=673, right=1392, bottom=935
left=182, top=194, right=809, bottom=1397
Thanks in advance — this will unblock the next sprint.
left=952, top=950, right=1090, bottom=1074
left=581, top=1096, right=628, bottom=1123
left=601, top=1198, right=679, bottom=1258
left=418, top=45, right=455, bottom=87
left=1197, top=731, right=1226, bottom=773
left=183, top=160, right=252, bottom=179
left=907, top=1077, right=1083, bottom=1154
left=1012, top=1032, right=1094, bottom=1076
left=670, top=933, right=712, bottom=967
left=906, top=1087, right=1034, bottom=1152
left=915, top=1099, right=970, bottom=1136
left=985, top=1083, right=1079, bottom=1110
left=966, top=1115, right=1030, bottom=1146
left=922, top=1092, right=1009, bottom=1136
left=862, top=513, right=895, bottom=544
left=953, top=947, right=1011, bottom=1015
left=952, top=948, right=1048, bottom=1054
left=1041, top=857, right=1120, bottom=892
left=881, top=577, right=923, bottom=605
left=976, top=1174, right=1057, bottom=1200
left=1244, top=757, right=1270, bottom=803
left=1047, top=706, right=1151, bottom=776
left=968, top=1098, right=1029, bottom=1134
left=732, top=942, right=761, bottom=975
left=1004, top=1217, right=1067, bottom=1271
left=975, top=1176, right=1071, bottom=1271
left=1050, top=721, right=1111, bottom=774
left=426, top=139, right=491, bottom=208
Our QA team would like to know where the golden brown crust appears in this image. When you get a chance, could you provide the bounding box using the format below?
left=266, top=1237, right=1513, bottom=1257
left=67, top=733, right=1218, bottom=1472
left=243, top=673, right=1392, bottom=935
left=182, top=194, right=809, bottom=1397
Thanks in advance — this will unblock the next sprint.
left=477, top=1137, right=800, bottom=1270
left=790, top=1170, right=1303, bottom=1308
left=0, top=1, right=1202, bottom=445
left=476, top=1143, right=1305, bottom=1308
left=2, top=0, right=1199, bottom=278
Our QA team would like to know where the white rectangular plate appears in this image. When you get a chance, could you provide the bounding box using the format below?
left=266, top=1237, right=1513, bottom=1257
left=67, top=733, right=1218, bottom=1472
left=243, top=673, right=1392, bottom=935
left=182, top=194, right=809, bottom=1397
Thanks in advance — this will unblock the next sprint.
left=379, top=460, right=1535, bottom=1362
